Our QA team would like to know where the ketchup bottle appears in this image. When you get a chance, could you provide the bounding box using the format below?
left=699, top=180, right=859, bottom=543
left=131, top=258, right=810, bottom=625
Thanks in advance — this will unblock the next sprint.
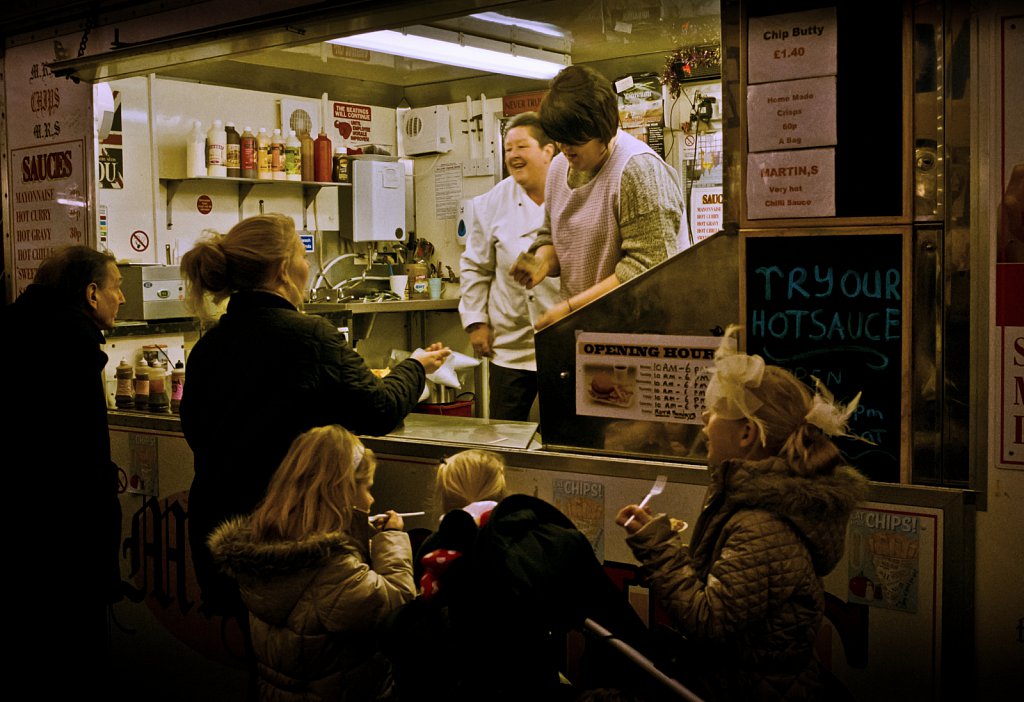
left=314, top=129, right=333, bottom=182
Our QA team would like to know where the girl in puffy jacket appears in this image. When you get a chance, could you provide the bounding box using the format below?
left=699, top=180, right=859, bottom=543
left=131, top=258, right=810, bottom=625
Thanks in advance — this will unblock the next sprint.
left=616, top=325, right=867, bottom=702
left=208, top=424, right=415, bottom=702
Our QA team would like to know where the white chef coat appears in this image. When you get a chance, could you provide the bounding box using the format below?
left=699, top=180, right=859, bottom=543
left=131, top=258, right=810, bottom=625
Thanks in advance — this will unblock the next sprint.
left=458, top=175, right=562, bottom=371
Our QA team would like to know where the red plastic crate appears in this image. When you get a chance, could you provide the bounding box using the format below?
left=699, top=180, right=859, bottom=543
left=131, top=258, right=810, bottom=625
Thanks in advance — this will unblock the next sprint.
left=413, top=399, right=474, bottom=417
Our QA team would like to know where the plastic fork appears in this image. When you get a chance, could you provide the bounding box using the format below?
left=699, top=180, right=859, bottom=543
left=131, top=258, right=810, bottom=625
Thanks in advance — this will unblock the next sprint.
left=369, top=511, right=425, bottom=522
left=623, top=474, right=667, bottom=527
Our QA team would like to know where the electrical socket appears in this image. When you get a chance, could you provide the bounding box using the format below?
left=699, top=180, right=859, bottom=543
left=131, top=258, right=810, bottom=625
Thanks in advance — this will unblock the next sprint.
left=463, top=158, right=494, bottom=177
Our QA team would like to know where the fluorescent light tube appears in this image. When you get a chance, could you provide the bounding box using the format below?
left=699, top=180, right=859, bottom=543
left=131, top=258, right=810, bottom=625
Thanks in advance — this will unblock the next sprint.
left=328, top=26, right=570, bottom=80
left=469, top=12, right=567, bottom=39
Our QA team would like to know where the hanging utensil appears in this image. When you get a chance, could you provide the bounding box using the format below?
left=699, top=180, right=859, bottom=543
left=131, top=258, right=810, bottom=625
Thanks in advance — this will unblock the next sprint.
left=465, top=95, right=478, bottom=160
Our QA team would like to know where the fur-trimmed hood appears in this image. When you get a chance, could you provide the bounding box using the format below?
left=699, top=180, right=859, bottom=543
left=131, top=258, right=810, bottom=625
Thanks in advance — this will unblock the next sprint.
left=208, top=516, right=358, bottom=578
left=714, top=456, right=867, bottom=575
left=207, top=516, right=364, bottom=627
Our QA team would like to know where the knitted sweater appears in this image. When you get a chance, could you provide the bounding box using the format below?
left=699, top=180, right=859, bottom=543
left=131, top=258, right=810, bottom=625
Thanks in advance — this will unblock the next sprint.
left=532, top=129, right=686, bottom=297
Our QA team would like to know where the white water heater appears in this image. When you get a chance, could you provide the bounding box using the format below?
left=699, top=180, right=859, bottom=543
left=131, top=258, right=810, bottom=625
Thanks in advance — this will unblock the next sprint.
left=339, top=157, right=407, bottom=242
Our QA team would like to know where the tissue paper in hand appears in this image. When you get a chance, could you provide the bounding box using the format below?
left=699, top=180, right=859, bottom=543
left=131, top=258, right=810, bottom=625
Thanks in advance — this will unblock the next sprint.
left=425, top=354, right=461, bottom=389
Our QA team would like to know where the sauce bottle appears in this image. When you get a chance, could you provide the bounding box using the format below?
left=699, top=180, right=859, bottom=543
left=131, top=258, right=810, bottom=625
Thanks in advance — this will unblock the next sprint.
left=133, top=361, right=150, bottom=410
left=314, top=130, right=333, bottom=182
left=257, top=128, right=273, bottom=179
left=271, top=129, right=286, bottom=180
left=225, top=122, right=241, bottom=177
left=284, top=129, right=302, bottom=181
left=186, top=120, right=207, bottom=178
left=240, top=126, right=258, bottom=179
left=300, top=131, right=315, bottom=182
left=115, top=358, right=135, bottom=409
left=206, top=120, right=227, bottom=177
left=148, top=362, right=169, bottom=413
left=332, top=148, right=349, bottom=183
left=170, top=361, right=185, bottom=414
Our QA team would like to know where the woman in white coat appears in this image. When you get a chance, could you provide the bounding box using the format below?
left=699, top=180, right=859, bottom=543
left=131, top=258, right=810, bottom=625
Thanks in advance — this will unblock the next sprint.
left=459, top=111, right=561, bottom=420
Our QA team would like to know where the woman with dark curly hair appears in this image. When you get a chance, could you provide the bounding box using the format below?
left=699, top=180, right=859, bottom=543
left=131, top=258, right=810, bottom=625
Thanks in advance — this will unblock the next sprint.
left=510, top=65, right=688, bottom=330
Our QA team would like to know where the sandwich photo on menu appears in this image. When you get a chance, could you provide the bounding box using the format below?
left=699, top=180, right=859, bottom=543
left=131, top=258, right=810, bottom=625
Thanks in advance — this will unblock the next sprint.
left=586, top=365, right=635, bottom=408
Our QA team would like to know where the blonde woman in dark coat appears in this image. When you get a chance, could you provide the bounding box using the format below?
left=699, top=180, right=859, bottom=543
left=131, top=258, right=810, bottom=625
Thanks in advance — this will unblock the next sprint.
left=616, top=326, right=867, bottom=702
left=180, top=213, right=448, bottom=625
left=209, top=425, right=415, bottom=702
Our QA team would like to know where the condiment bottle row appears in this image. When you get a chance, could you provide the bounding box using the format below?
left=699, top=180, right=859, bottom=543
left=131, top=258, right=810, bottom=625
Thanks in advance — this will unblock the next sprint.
left=186, top=120, right=339, bottom=183
left=115, top=357, right=185, bottom=414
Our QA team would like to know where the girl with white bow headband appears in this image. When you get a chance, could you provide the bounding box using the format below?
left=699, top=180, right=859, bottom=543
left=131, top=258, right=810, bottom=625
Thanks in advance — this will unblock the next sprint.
left=616, top=325, right=867, bottom=701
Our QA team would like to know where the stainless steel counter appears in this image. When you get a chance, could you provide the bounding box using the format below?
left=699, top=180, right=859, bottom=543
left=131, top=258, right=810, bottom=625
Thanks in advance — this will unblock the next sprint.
left=305, top=299, right=459, bottom=314
left=385, top=413, right=541, bottom=450
left=107, top=409, right=709, bottom=485
left=109, top=408, right=183, bottom=432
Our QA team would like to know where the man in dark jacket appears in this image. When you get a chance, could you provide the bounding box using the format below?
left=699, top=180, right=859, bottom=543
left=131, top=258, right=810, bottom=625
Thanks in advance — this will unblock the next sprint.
left=0, top=245, right=125, bottom=697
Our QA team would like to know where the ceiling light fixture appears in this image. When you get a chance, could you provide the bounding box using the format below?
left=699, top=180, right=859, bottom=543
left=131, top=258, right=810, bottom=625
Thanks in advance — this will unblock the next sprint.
left=327, top=25, right=570, bottom=80
left=469, top=12, right=567, bottom=39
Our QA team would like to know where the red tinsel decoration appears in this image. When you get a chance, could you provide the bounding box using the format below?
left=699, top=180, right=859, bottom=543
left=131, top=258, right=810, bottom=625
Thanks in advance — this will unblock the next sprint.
left=661, top=45, right=722, bottom=98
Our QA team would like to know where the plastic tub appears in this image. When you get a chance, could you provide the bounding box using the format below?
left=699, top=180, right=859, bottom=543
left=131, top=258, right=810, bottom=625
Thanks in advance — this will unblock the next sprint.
left=413, top=399, right=474, bottom=417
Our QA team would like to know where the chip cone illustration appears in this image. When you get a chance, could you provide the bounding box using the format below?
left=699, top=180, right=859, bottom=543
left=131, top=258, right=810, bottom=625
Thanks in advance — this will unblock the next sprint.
left=867, top=531, right=919, bottom=607
left=871, top=554, right=916, bottom=606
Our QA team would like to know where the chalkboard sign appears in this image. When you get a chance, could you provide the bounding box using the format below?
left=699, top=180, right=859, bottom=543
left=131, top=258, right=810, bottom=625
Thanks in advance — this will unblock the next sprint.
left=741, top=230, right=910, bottom=482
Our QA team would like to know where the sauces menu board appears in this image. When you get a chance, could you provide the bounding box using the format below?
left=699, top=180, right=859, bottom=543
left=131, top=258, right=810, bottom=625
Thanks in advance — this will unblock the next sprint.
left=742, top=230, right=910, bottom=482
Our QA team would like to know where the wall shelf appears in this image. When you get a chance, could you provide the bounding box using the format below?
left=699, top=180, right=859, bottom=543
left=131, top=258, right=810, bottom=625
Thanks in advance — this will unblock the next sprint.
left=159, top=176, right=349, bottom=229
left=307, top=298, right=459, bottom=347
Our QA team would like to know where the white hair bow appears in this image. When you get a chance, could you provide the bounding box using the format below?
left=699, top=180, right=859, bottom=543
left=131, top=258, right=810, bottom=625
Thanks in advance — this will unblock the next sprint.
left=705, top=326, right=868, bottom=449
left=805, top=377, right=862, bottom=439
left=704, top=326, right=769, bottom=445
